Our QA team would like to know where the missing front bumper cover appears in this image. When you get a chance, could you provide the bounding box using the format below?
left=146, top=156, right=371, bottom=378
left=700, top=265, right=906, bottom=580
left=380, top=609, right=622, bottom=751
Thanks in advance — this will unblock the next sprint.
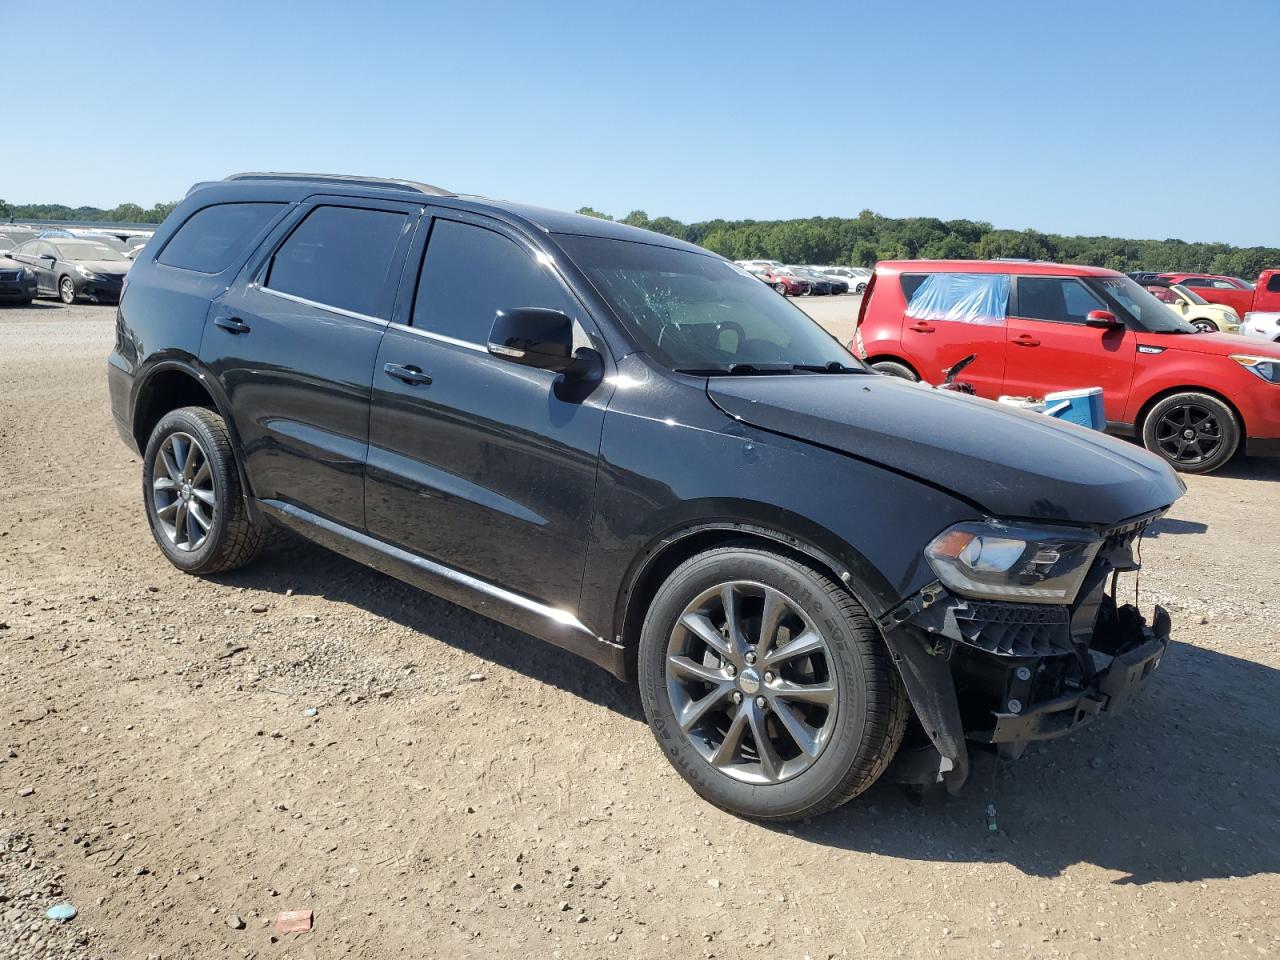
left=880, top=580, right=1171, bottom=792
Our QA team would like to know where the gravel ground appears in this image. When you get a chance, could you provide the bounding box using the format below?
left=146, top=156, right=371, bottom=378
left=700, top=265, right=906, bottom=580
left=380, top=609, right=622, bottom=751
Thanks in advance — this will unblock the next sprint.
left=1, top=299, right=1278, bottom=959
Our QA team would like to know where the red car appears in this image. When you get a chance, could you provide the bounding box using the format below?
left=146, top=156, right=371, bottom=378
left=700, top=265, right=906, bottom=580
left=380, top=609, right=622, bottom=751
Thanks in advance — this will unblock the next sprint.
left=747, top=265, right=810, bottom=296
left=853, top=259, right=1280, bottom=473
left=1159, top=271, right=1280, bottom=321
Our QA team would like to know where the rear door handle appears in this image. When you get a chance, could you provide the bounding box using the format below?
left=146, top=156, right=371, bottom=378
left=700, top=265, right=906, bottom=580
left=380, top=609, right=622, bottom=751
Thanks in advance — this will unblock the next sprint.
left=908, top=321, right=934, bottom=333
left=1012, top=334, right=1040, bottom=347
left=214, top=316, right=251, bottom=334
left=383, top=362, right=432, bottom=386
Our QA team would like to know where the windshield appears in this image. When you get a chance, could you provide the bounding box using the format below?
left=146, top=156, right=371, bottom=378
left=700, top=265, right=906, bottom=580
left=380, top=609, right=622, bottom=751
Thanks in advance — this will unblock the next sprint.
left=1091, top=276, right=1197, bottom=333
left=52, top=241, right=130, bottom=262
left=1171, top=284, right=1209, bottom=305
left=557, top=235, right=860, bottom=373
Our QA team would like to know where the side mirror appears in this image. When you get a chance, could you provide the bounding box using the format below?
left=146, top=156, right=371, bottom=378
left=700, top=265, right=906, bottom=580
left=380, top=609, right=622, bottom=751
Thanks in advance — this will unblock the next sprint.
left=1085, top=309, right=1121, bottom=329
left=41, top=254, right=56, bottom=262
left=488, top=308, right=591, bottom=376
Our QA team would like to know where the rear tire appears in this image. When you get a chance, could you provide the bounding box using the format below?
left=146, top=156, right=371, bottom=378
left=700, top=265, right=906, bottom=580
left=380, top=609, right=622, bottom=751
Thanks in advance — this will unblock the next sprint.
left=638, top=546, right=908, bottom=821
left=142, top=406, right=266, bottom=574
left=1141, top=391, right=1239, bottom=474
left=870, top=360, right=918, bottom=381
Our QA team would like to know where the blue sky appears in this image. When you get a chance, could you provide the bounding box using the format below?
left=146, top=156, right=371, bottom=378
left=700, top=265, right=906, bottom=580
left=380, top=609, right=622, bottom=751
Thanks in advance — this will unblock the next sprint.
left=5, top=0, right=1278, bottom=246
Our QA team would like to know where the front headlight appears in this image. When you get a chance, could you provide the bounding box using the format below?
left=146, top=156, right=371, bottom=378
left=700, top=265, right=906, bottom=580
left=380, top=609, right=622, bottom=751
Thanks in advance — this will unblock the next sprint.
left=75, top=265, right=101, bottom=280
left=926, top=520, right=1102, bottom=604
left=1230, top=354, right=1280, bottom=383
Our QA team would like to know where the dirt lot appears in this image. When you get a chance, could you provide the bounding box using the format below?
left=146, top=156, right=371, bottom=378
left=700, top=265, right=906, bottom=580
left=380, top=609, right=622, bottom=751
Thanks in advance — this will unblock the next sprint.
left=2, top=299, right=1278, bottom=960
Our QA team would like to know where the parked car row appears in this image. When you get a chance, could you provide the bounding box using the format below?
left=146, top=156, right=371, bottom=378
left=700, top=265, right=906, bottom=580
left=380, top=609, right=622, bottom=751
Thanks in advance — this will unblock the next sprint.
left=734, top=260, right=871, bottom=296
left=854, top=259, right=1280, bottom=475
left=0, top=225, right=153, bottom=306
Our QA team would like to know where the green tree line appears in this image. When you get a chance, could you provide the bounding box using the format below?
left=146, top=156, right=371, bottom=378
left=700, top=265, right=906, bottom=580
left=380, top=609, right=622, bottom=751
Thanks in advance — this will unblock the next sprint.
left=5, top=195, right=1273, bottom=277
left=0, top=199, right=178, bottom=224
left=577, top=207, right=1279, bottom=279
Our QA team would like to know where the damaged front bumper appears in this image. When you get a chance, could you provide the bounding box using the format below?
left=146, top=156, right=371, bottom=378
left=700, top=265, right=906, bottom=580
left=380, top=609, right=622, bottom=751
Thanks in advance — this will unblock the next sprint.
left=877, top=516, right=1170, bottom=793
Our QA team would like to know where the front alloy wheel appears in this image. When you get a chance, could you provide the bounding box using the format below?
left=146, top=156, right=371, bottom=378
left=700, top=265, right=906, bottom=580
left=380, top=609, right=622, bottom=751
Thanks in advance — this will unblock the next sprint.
left=666, top=582, right=837, bottom=784
left=639, top=547, right=908, bottom=820
left=59, top=277, right=76, bottom=304
left=1191, top=318, right=1218, bottom=334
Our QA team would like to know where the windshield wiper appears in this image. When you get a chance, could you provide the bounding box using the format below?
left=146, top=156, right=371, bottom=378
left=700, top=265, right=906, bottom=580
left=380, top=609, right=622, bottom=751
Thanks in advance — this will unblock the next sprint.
left=674, top=363, right=795, bottom=376
left=675, top=361, right=866, bottom=376
left=789, top=361, right=866, bottom=374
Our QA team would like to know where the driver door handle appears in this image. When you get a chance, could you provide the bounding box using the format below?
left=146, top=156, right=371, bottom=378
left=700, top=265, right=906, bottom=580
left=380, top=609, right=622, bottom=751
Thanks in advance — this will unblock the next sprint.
left=908, top=321, right=934, bottom=334
left=1012, top=334, right=1040, bottom=347
left=384, top=362, right=432, bottom=386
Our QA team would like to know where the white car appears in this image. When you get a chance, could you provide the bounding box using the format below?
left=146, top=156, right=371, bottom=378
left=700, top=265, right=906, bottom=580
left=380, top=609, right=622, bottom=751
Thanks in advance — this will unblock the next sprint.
left=1240, top=311, right=1280, bottom=342
left=821, top=266, right=871, bottom=294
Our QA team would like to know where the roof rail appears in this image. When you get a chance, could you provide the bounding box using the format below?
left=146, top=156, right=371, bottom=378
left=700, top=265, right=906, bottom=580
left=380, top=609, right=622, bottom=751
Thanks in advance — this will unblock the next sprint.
left=222, top=172, right=453, bottom=197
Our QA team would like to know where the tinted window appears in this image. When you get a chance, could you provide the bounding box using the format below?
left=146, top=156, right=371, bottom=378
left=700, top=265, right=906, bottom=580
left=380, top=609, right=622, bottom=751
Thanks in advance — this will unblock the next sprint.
left=1016, top=277, right=1106, bottom=324
left=158, top=202, right=284, bottom=274
left=1180, top=278, right=1207, bottom=287
left=413, top=219, right=578, bottom=344
left=900, top=274, right=928, bottom=300
left=266, top=206, right=409, bottom=318
left=1267, top=274, right=1280, bottom=293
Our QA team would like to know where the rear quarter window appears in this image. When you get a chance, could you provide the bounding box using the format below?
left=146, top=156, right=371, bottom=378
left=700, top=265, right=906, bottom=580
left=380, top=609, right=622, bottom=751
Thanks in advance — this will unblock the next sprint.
left=156, top=202, right=285, bottom=274
left=905, top=273, right=1010, bottom=325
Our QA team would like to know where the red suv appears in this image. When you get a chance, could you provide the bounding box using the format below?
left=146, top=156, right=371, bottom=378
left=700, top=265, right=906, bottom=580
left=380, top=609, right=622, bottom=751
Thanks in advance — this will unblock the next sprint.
left=854, top=260, right=1280, bottom=473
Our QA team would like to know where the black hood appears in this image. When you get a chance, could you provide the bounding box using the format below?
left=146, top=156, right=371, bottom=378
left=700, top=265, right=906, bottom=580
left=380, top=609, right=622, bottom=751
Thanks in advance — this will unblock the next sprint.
left=707, top=374, right=1184, bottom=528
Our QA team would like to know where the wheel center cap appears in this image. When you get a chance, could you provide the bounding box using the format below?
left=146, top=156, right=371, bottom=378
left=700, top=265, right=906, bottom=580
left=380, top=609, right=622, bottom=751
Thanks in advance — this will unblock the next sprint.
left=1183, top=429, right=1195, bottom=440
left=738, top=667, right=761, bottom=696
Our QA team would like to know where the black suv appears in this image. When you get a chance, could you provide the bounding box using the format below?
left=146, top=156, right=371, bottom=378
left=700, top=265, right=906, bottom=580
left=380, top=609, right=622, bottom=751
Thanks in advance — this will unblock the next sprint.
left=109, top=173, right=1184, bottom=820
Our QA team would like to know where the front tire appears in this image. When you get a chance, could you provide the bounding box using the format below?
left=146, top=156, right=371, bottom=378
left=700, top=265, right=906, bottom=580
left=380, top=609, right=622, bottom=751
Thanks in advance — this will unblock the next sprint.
left=1141, top=391, right=1239, bottom=474
left=855, top=282, right=867, bottom=294
left=58, top=277, right=77, bottom=304
left=638, top=547, right=908, bottom=821
left=773, top=282, right=788, bottom=296
left=1191, top=318, right=1218, bottom=334
left=142, top=406, right=266, bottom=574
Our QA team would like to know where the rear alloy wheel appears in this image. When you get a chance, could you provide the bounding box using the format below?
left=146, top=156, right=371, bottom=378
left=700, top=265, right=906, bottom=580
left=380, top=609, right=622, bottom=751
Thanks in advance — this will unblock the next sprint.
left=639, top=547, right=908, bottom=821
left=142, top=406, right=266, bottom=573
left=1191, top=318, right=1218, bottom=334
left=870, top=360, right=918, bottom=381
left=774, top=282, right=788, bottom=296
left=59, top=277, right=76, bottom=304
left=1142, top=391, right=1239, bottom=474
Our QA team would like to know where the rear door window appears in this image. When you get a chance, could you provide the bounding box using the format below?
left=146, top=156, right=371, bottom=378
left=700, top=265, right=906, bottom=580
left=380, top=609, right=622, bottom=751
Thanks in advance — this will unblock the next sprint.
left=157, top=202, right=284, bottom=274
left=411, top=218, right=578, bottom=345
left=1266, top=274, right=1280, bottom=293
left=1014, top=277, right=1106, bottom=324
left=905, top=272, right=1010, bottom=325
left=264, top=205, right=410, bottom=318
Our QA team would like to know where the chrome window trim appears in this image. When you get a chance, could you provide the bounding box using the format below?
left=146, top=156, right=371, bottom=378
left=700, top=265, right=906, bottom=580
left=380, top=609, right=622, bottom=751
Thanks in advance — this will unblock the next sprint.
left=385, top=320, right=488, bottom=352
left=257, top=284, right=389, bottom=325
